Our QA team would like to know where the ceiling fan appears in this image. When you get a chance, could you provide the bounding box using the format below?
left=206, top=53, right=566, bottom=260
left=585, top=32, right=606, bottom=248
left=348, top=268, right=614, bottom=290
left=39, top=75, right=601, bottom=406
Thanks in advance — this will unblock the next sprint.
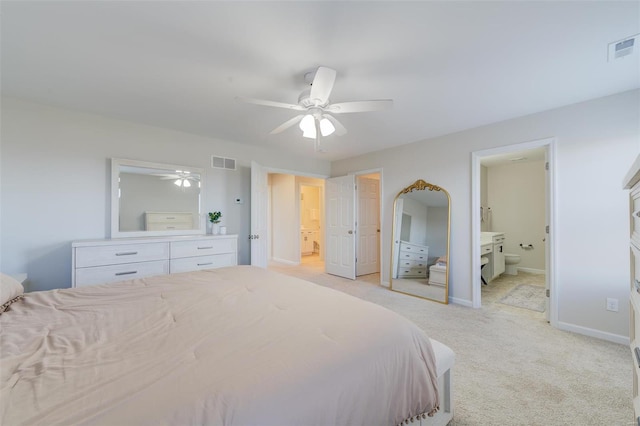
left=237, top=66, right=393, bottom=152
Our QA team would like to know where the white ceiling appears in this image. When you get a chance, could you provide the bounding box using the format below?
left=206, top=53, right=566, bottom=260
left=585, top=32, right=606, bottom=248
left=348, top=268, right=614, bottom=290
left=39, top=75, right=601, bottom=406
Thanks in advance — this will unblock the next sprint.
left=2, top=1, right=638, bottom=161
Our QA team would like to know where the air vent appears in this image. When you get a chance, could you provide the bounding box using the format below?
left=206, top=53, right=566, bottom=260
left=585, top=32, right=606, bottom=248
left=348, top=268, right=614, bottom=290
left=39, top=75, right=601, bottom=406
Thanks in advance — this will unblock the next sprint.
left=609, top=34, right=639, bottom=61
left=211, top=156, right=236, bottom=170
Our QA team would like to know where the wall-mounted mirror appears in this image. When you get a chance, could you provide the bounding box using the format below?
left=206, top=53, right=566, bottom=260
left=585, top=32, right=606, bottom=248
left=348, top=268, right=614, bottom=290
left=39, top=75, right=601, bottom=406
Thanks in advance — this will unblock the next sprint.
left=111, top=158, right=204, bottom=238
left=390, top=179, right=451, bottom=303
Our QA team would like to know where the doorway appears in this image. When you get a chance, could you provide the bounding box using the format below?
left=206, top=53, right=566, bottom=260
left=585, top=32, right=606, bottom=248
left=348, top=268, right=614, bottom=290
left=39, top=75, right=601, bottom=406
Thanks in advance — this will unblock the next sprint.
left=251, top=163, right=381, bottom=281
left=471, top=138, right=557, bottom=326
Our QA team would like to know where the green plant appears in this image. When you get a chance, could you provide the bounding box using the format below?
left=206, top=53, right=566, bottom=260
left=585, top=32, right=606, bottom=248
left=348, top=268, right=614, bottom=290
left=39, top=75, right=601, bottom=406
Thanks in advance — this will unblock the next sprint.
left=208, top=211, right=222, bottom=224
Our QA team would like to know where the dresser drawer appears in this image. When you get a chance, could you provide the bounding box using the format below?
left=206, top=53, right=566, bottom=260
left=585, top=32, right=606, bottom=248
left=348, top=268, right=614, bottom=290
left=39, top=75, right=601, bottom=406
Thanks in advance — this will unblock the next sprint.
left=75, top=260, right=169, bottom=287
left=399, top=242, right=428, bottom=254
left=75, top=243, right=170, bottom=268
left=481, top=244, right=493, bottom=255
left=170, top=253, right=236, bottom=274
left=399, top=259, right=427, bottom=268
left=146, top=222, right=193, bottom=231
left=170, top=238, right=236, bottom=259
left=399, top=251, right=427, bottom=261
left=632, top=185, right=640, bottom=247
left=398, top=267, right=427, bottom=277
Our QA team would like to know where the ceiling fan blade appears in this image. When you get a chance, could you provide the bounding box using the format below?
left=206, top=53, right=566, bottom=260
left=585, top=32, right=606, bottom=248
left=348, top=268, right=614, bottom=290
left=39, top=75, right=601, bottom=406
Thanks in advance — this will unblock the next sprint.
left=236, top=96, right=305, bottom=111
left=323, top=114, right=347, bottom=136
left=309, top=67, right=336, bottom=105
left=326, top=99, right=393, bottom=113
left=270, top=114, right=305, bottom=134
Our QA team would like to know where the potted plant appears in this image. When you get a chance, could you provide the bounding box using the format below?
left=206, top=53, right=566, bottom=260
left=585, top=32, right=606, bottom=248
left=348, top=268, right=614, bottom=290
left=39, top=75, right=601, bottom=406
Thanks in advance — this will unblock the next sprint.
left=208, top=211, right=222, bottom=234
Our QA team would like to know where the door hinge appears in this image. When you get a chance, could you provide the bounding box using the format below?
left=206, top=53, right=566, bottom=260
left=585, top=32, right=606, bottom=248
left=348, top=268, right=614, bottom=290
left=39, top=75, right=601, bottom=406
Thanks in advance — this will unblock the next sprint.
left=546, top=289, right=550, bottom=297
left=545, top=162, right=549, bottom=170
left=545, top=225, right=549, bottom=234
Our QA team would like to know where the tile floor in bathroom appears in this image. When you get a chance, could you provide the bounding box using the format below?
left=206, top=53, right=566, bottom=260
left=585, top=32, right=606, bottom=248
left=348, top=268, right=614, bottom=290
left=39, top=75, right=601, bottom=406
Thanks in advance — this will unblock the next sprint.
left=481, top=270, right=547, bottom=320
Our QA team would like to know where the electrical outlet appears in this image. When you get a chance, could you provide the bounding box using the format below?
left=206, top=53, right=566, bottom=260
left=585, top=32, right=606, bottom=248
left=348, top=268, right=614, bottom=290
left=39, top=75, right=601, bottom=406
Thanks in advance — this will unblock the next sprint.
left=606, top=298, right=619, bottom=312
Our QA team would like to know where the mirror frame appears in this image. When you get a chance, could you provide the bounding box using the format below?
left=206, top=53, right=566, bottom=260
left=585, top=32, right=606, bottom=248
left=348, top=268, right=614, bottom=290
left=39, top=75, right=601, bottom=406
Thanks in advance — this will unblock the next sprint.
left=390, top=179, right=451, bottom=304
left=110, top=158, right=205, bottom=238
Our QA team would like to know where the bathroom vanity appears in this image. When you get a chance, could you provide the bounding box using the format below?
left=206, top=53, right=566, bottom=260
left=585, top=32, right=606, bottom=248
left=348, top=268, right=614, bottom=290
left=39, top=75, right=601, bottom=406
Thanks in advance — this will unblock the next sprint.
left=481, top=232, right=505, bottom=283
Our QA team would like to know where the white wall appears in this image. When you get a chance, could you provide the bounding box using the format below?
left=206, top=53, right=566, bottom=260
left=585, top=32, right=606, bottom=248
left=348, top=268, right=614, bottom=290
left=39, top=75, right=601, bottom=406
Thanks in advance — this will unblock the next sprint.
left=270, top=173, right=298, bottom=263
left=487, top=160, right=546, bottom=271
left=331, top=89, right=640, bottom=341
left=0, top=97, right=331, bottom=291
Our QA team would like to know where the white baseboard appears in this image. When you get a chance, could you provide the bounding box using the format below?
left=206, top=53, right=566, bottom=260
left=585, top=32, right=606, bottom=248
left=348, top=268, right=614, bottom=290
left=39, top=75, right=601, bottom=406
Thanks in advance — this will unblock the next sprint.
left=517, top=267, right=545, bottom=275
left=270, top=257, right=299, bottom=266
left=449, top=297, right=473, bottom=307
left=557, top=321, right=629, bottom=345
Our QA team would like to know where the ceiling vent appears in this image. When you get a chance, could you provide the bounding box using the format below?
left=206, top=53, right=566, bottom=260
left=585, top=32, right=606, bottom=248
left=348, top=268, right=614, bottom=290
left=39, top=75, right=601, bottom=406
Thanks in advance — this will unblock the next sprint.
left=211, top=156, right=236, bottom=170
left=609, top=34, right=639, bottom=61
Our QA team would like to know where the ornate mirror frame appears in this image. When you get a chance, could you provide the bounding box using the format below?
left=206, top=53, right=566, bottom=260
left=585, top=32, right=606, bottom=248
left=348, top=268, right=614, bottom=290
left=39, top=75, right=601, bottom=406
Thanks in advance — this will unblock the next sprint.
left=390, top=179, right=451, bottom=304
left=110, top=158, right=205, bottom=238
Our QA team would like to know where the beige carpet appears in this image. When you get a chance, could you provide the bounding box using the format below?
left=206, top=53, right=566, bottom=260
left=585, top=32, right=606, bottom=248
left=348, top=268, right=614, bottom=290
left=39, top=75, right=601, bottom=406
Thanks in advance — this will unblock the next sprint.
left=271, top=259, right=632, bottom=426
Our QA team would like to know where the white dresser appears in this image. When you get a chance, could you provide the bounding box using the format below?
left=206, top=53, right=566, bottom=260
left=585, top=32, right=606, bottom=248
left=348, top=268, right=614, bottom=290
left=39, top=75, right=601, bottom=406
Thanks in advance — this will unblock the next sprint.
left=624, top=155, right=640, bottom=422
left=397, top=241, right=428, bottom=278
left=72, top=235, right=238, bottom=287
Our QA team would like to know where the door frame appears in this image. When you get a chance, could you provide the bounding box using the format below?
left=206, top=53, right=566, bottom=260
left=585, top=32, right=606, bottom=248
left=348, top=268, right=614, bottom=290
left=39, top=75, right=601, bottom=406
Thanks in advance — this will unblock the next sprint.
left=252, top=164, right=328, bottom=267
left=471, top=138, right=558, bottom=327
left=348, top=168, right=384, bottom=283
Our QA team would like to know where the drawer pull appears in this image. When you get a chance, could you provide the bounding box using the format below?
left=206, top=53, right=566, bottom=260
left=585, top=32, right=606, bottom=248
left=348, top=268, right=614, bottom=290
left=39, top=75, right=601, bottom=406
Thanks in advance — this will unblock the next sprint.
left=636, top=211, right=640, bottom=218
left=115, top=251, right=138, bottom=256
left=197, top=262, right=213, bottom=266
left=635, top=347, right=640, bottom=368
left=115, top=271, right=137, bottom=276
left=198, top=246, right=213, bottom=250
left=635, top=279, right=640, bottom=292
left=166, top=217, right=175, bottom=220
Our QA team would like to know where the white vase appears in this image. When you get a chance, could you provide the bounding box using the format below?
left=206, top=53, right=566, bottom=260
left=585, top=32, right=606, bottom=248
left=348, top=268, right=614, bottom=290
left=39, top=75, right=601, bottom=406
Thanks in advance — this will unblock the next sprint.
left=207, top=222, right=214, bottom=235
left=212, top=224, right=220, bottom=235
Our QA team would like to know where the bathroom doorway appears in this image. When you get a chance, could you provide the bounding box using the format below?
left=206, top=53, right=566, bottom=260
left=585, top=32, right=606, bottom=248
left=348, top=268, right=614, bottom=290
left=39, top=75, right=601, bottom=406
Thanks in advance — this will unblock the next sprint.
left=299, top=182, right=324, bottom=268
left=472, top=138, right=557, bottom=326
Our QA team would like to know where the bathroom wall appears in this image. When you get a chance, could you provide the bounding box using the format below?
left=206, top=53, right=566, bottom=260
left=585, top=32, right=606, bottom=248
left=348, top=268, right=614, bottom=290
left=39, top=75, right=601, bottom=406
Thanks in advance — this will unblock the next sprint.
left=487, top=160, right=546, bottom=272
left=300, top=185, right=320, bottom=230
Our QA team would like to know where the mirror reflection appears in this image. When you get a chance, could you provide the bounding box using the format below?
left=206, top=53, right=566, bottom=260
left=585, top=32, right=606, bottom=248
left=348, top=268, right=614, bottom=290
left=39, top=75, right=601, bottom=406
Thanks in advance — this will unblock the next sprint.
left=111, top=159, right=203, bottom=238
left=391, top=179, right=450, bottom=303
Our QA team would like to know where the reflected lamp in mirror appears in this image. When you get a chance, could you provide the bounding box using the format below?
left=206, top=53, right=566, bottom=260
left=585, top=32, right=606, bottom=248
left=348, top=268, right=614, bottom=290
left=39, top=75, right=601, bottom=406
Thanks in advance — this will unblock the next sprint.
left=390, top=179, right=451, bottom=304
left=110, top=158, right=204, bottom=238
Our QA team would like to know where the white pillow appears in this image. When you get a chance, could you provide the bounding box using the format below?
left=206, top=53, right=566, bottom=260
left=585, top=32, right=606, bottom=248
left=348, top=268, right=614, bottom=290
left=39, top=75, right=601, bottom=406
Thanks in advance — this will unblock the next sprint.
left=0, top=273, right=24, bottom=313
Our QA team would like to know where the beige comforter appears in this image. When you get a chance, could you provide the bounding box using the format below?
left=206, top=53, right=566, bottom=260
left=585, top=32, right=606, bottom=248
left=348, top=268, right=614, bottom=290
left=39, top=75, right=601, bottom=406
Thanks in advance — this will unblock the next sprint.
left=0, top=266, right=438, bottom=425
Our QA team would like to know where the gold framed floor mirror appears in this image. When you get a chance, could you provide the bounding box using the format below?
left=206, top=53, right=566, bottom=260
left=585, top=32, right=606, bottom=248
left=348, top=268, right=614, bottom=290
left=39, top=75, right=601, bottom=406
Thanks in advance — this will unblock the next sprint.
left=390, top=179, right=451, bottom=303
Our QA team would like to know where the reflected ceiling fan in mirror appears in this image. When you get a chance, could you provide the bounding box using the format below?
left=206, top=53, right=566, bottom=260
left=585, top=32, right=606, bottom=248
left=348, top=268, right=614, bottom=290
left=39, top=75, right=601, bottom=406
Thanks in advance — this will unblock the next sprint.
left=153, top=170, right=200, bottom=189
left=237, top=66, right=393, bottom=152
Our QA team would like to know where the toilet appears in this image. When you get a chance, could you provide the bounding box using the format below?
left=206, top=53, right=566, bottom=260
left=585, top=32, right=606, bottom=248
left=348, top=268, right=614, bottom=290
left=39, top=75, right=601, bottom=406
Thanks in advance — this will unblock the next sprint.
left=504, top=253, right=521, bottom=275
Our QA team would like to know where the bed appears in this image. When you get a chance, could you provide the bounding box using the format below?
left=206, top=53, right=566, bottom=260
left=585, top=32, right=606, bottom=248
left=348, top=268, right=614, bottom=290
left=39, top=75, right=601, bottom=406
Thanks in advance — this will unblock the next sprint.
left=0, top=266, right=454, bottom=426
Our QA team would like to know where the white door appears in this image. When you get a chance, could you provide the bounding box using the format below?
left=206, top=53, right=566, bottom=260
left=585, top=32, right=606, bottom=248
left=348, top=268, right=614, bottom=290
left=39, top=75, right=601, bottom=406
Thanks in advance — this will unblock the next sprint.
left=356, top=177, right=380, bottom=276
left=251, top=161, right=268, bottom=268
left=325, top=175, right=356, bottom=279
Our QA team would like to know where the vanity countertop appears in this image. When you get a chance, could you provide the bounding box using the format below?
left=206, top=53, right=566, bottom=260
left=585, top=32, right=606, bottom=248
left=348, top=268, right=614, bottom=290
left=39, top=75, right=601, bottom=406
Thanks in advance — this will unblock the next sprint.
left=481, top=231, right=504, bottom=245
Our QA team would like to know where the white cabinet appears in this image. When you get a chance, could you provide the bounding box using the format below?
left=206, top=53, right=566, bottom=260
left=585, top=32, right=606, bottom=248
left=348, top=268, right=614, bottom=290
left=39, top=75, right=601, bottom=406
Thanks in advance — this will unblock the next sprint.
left=397, top=241, right=428, bottom=278
left=480, top=232, right=505, bottom=282
left=72, top=235, right=238, bottom=288
left=301, top=230, right=319, bottom=255
left=624, top=154, right=640, bottom=423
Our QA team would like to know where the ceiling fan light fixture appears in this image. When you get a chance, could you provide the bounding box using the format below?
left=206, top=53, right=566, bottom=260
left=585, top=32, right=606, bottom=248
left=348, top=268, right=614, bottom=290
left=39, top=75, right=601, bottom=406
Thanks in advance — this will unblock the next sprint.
left=183, top=179, right=191, bottom=188
left=174, top=179, right=182, bottom=186
left=300, top=114, right=316, bottom=139
left=319, top=118, right=335, bottom=137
